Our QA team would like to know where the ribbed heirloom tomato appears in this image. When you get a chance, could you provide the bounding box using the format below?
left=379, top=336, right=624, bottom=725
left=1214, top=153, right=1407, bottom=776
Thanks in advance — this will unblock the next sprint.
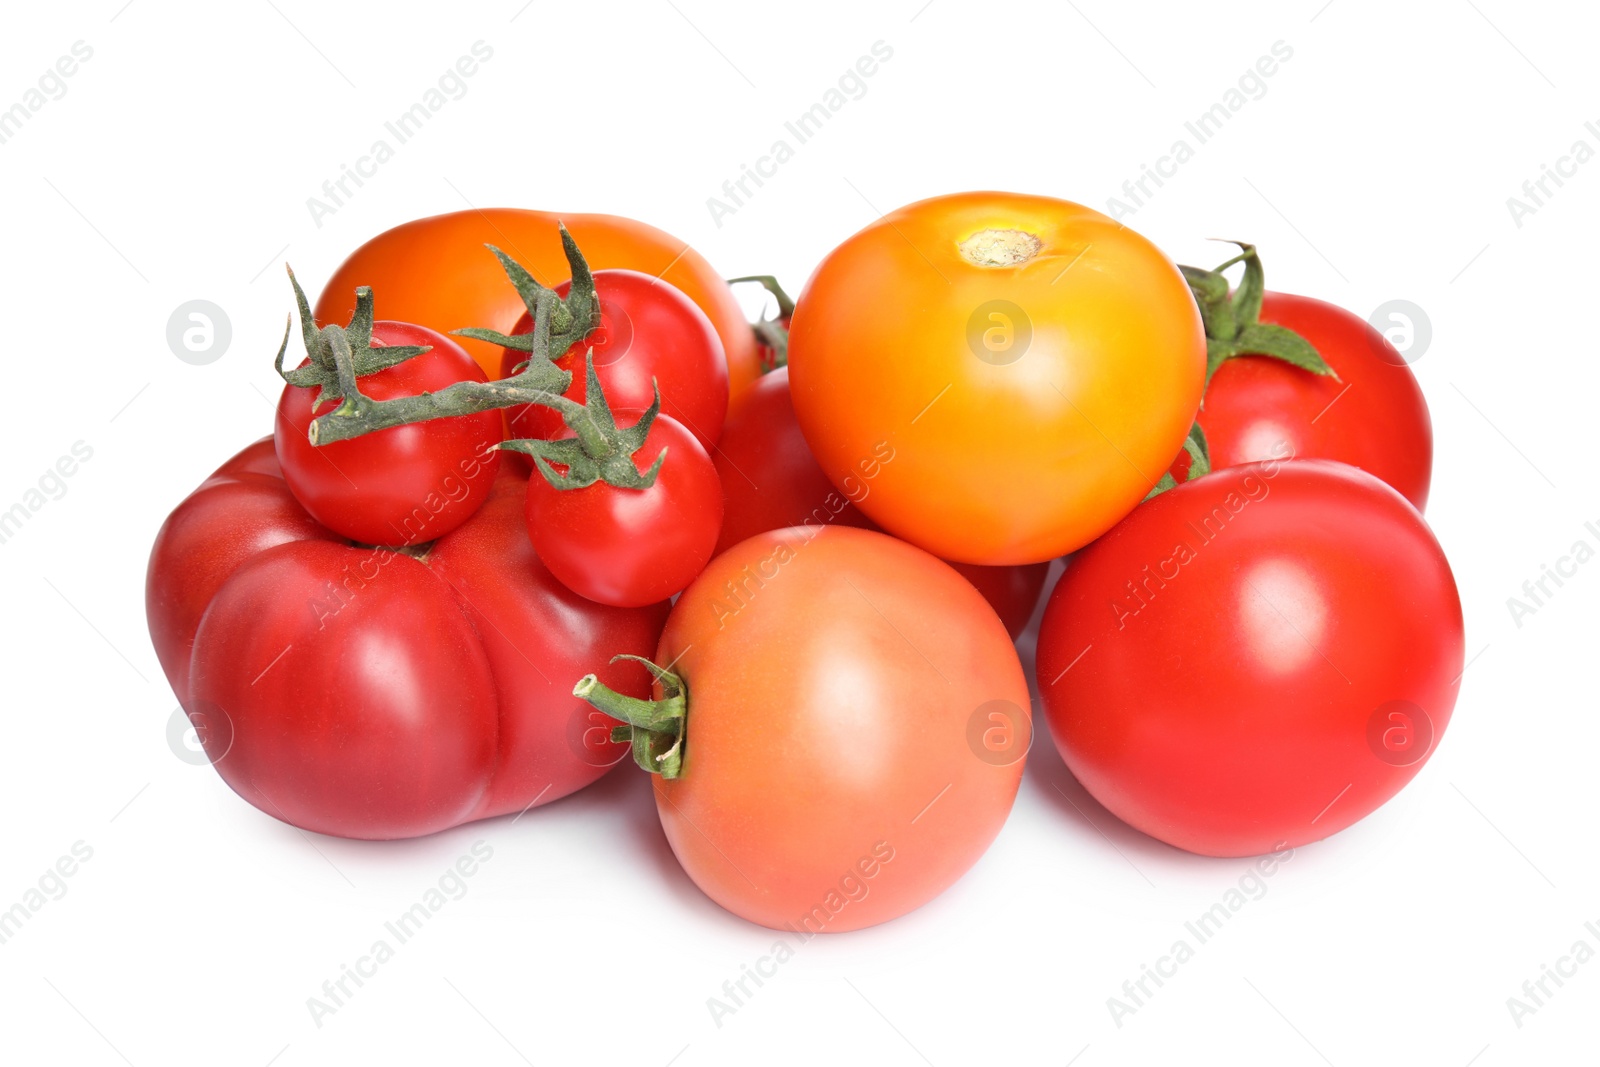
left=146, top=439, right=669, bottom=840
left=577, top=525, right=1030, bottom=932
left=788, top=191, right=1205, bottom=564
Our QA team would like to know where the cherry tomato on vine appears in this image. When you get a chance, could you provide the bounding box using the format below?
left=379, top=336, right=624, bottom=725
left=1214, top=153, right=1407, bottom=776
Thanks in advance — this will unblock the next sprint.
left=275, top=321, right=502, bottom=546
left=789, top=191, right=1205, bottom=565
left=500, top=269, right=729, bottom=451
left=1036, top=459, right=1463, bottom=857
left=524, top=413, right=722, bottom=607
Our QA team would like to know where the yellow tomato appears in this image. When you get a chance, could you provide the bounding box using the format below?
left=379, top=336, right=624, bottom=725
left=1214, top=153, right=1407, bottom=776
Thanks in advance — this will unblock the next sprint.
left=788, top=191, right=1205, bottom=564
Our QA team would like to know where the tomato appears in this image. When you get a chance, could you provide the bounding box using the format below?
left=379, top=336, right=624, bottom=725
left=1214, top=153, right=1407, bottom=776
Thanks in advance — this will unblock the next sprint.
left=713, top=366, right=1048, bottom=637
left=712, top=366, right=875, bottom=554
left=313, top=209, right=761, bottom=396
left=147, top=438, right=668, bottom=839
left=524, top=413, right=722, bottom=608
left=500, top=269, right=729, bottom=451
left=275, top=321, right=502, bottom=546
left=788, top=191, right=1205, bottom=565
left=1036, top=459, right=1463, bottom=857
left=614, top=525, right=1030, bottom=931
left=948, top=559, right=1049, bottom=640
left=1180, top=291, right=1433, bottom=510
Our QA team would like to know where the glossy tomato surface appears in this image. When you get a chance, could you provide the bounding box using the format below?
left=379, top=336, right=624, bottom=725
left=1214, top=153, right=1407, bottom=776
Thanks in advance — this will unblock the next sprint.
left=148, top=439, right=668, bottom=839
left=501, top=269, right=729, bottom=451
left=1192, top=291, right=1433, bottom=509
left=275, top=321, right=502, bottom=546
left=788, top=191, right=1204, bottom=565
left=651, top=525, right=1030, bottom=932
left=714, top=366, right=1047, bottom=637
left=524, top=414, right=722, bottom=607
left=313, top=209, right=761, bottom=396
left=1036, top=459, right=1463, bottom=857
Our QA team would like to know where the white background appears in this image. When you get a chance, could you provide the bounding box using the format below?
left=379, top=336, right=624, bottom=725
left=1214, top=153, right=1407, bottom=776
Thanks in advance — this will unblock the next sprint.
left=1, top=1, right=1594, bottom=1064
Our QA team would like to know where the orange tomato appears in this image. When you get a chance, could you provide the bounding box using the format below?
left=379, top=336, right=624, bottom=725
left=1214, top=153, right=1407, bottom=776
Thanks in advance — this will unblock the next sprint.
left=313, top=209, right=761, bottom=397
left=788, top=191, right=1205, bottom=564
left=651, top=525, right=1029, bottom=932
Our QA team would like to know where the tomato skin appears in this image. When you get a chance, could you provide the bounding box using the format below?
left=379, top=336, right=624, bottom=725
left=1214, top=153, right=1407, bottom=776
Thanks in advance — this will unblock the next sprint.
left=146, top=439, right=340, bottom=709
left=275, top=322, right=502, bottom=546
left=524, top=414, right=722, bottom=608
left=1036, top=460, right=1463, bottom=857
left=1187, top=291, right=1433, bottom=509
left=712, top=367, right=875, bottom=555
left=500, top=270, right=729, bottom=451
left=148, top=441, right=669, bottom=839
left=652, top=526, right=1029, bottom=932
left=713, top=367, right=1047, bottom=637
left=948, top=560, right=1049, bottom=640
left=314, top=208, right=761, bottom=396
left=789, top=191, right=1204, bottom=565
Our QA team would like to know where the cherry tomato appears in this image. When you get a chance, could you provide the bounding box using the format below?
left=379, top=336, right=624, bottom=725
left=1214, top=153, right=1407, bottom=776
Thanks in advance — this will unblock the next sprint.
left=1180, top=291, right=1433, bottom=509
left=148, top=439, right=669, bottom=839
left=275, top=322, right=501, bottom=546
left=713, top=366, right=1047, bottom=637
left=500, top=269, right=729, bottom=451
left=789, top=191, right=1204, bottom=565
left=1036, top=459, right=1463, bottom=857
left=313, top=209, right=761, bottom=396
left=646, top=525, right=1030, bottom=931
left=524, top=414, right=722, bottom=607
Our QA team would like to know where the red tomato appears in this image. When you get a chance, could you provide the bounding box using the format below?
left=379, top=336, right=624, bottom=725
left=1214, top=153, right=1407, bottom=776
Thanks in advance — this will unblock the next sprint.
left=147, top=439, right=668, bottom=839
left=275, top=322, right=502, bottom=545
left=644, top=525, right=1029, bottom=931
left=524, top=414, right=722, bottom=607
left=1036, top=459, right=1463, bottom=857
left=1181, top=292, right=1433, bottom=509
left=712, top=367, right=1047, bottom=637
left=712, top=367, right=875, bottom=553
left=500, top=269, right=729, bottom=451
left=948, top=559, right=1049, bottom=640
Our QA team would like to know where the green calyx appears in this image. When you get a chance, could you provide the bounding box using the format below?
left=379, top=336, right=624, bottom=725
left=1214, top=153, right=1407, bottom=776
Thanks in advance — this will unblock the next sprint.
left=453, top=226, right=600, bottom=361
left=728, top=274, right=795, bottom=371
left=1179, top=241, right=1337, bottom=387
left=572, top=656, right=687, bottom=779
left=500, top=349, right=667, bottom=491
left=274, top=270, right=433, bottom=408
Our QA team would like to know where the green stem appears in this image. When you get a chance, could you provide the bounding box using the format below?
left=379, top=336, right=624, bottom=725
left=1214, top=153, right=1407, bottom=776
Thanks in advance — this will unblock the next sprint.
left=1178, top=241, right=1336, bottom=386
left=728, top=274, right=794, bottom=371
left=573, top=655, right=687, bottom=778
